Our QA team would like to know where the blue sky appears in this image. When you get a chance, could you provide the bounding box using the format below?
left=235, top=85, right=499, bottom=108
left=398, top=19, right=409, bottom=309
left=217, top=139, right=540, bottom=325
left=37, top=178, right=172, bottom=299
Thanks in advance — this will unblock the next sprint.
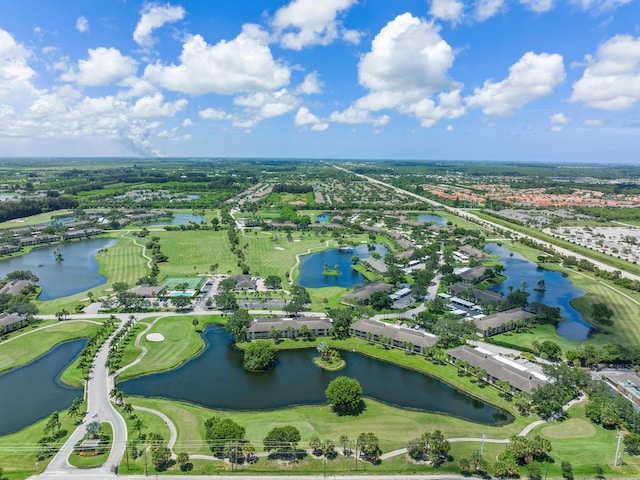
left=0, top=0, right=639, bottom=162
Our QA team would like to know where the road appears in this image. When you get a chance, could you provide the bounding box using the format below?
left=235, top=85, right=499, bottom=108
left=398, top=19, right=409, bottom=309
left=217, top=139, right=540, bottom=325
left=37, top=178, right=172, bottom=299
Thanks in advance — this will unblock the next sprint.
left=39, top=321, right=128, bottom=478
left=332, top=164, right=640, bottom=282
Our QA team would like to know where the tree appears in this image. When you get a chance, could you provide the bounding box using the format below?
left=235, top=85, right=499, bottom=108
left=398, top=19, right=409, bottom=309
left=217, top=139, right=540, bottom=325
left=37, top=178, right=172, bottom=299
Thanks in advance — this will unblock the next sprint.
left=624, top=433, right=640, bottom=456
left=357, top=432, right=381, bottom=463
left=85, top=421, right=102, bottom=439
left=538, top=340, right=562, bottom=360
left=339, top=434, right=349, bottom=454
left=309, top=433, right=322, bottom=455
left=218, top=276, right=237, bottom=292
left=226, top=309, right=252, bottom=342
left=370, top=291, right=393, bottom=310
left=325, top=376, right=363, bottom=415
left=44, top=412, right=61, bottom=435
left=192, top=318, right=199, bottom=331
left=327, top=308, right=354, bottom=339
left=263, top=425, right=301, bottom=453
left=67, top=397, right=83, bottom=422
left=215, top=292, right=238, bottom=311
left=561, top=460, right=574, bottom=480
left=171, top=295, right=191, bottom=311
left=112, top=282, right=129, bottom=294
left=264, top=275, right=282, bottom=289
left=317, top=341, right=330, bottom=360
left=205, top=416, right=246, bottom=456
left=243, top=341, right=276, bottom=371
left=591, top=303, right=614, bottom=326
left=176, top=452, right=190, bottom=470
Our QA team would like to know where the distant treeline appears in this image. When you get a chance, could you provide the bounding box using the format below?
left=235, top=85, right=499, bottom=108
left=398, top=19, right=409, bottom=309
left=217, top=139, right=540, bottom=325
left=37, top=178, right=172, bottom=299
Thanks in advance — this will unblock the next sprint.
left=0, top=196, right=78, bottom=223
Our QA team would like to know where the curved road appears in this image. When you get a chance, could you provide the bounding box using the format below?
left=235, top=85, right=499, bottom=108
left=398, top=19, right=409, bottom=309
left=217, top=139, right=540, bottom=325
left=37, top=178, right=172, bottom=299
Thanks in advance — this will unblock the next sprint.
left=39, top=322, right=128, bottom=478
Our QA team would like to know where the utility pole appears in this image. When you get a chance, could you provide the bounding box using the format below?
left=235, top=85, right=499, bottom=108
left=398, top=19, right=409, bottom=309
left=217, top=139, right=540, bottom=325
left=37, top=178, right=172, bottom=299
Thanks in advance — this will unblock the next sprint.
left=614, top=430, right=624, bottom=467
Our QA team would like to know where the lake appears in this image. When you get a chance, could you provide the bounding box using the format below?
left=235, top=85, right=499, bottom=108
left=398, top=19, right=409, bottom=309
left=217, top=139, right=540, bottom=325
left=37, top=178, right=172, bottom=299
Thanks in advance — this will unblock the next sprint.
left=315, top=212, right=330, bottom=223
left=417, top=213, right=448, bottom=226
left=0, top=339, right=85, bottom=436
left=0, top=238, right=117, bottom=300
left=297, top=244, right=387, bottom=288
left=120, top=326, right=512, bottom=425
left=486, top=243, right=592, bottom=340
left=145, top=213, right=205, bottom=226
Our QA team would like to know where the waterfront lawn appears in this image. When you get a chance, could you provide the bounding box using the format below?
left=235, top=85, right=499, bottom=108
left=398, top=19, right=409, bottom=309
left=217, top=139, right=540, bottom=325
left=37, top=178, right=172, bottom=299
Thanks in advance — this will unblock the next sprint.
left=502, top=240, right=640, bottom=347
left=491, top=324, right=581, bottom=354
left=0, top=209, right=74, bottom=229
left=0, top=320, right=102, bottom=373
left=154, top=230, right=238, bottom=276
left=307, top=286, right=348, bottom=310
left=0, top=407, right=79, bottom=480
left=35, top=233, right=148, bottom=314
left=131, top=395, right=527, bottom=460
left=243, top=233, right=334, bottom=280
left=116, top=315, right=223, bottom=381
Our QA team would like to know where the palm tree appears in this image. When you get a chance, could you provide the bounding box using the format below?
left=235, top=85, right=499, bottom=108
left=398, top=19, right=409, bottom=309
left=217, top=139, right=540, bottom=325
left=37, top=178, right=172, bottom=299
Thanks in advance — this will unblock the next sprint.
left=339, top=434, right=349, bottom=454
left=67, top=397, right=83, bottom=422
left=123, top=403, right=134, bottom=418
left=520, top=281, right=529, bottom=292
left=535, top=279, right=546, bottom=292
left=192, top=318, right=199, bottom=332
left=133, top=418, right=145, bottom=437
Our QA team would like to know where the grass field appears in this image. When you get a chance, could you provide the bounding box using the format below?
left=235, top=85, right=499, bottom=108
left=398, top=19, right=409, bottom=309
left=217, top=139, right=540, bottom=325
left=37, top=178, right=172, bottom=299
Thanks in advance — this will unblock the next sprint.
left=0, top=320, right=102, bottom=373
left=154, top=230, right=238, bottom=277
left=0, top=406, right=80, bottom=479
left=0, top=209, right=74, bottom=229
left=116, top=315, right=223, bottom=381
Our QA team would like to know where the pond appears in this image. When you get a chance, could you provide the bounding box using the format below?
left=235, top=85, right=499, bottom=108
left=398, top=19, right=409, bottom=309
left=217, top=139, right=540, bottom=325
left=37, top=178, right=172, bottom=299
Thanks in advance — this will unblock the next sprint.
left=120, top=326, right=512, bottom=425
left=417, top=213, right=448, bottom=226
left=486, top=243, right=592, bottom=340
left=297, top=244, right=387, bottom=289
left=315, top=212, right=330, bottom=223
left=145, top=212, right=205, bottom=226
left=0, top=339, right=85, bottom=436
left=0, top=238, right=117, bottom=300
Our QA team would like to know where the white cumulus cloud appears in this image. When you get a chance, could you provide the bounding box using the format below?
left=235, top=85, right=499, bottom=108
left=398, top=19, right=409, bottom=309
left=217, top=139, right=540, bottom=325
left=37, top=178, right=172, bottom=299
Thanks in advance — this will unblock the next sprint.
left=133, top=3, right=185, bottom=49
left=570, top=34, right=640, bottom=110
left=474, top=0, right=506, bottom=21
left=60, top=47, right=137, bottom=86
left=295, top=107, right=328, bottom=131
left=466, top=51, right=565, bottom=116
left=332, top=13, right=462, bottom=128
left=519, top=0, right=555, bottom=13
left=429, top=0, right=465, bottom=23
left=131, top=93, right=187, bottom=118
left=199, top=107, right=228, bottom=120
left=232, top=88, right=299, bottom=127
left=272, top=0, right=360, bottom=50
left=144, top=26, right=291, bottom=95
left=297, top=72, right=323, bottom=95
left=76, top=16, right=89, bottom=33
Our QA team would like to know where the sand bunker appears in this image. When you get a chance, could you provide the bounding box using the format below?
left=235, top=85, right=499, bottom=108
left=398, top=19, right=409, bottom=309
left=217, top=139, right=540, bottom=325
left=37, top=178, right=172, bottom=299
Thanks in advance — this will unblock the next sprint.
left=146, top=333, right=165, bottom=342
left=274, top=247, right=285, bottom=251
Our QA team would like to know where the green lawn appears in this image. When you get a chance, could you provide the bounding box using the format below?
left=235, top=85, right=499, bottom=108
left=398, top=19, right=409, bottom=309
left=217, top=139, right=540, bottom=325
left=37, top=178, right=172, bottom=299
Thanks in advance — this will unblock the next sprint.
left=0, top=320, right=102, bottom=373
left=154, top=230, right=238, bottom=277
left=116, top=315, right=223, bottom=381
left=0, top=407, right=81, bottom=480
left=0, top=209, right=74, bottom=229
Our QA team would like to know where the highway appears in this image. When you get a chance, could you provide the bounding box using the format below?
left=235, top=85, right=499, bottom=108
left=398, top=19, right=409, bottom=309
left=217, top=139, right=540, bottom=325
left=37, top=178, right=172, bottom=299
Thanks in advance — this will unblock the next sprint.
left=333, top=164, right=640, bottom=282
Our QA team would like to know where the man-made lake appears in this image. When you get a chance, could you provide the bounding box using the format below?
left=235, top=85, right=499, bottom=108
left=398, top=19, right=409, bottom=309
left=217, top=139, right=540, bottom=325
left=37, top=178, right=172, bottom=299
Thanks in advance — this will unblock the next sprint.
left=297, top=244, right=387, bottom=288
left=121, top=326, right=512, bottom=425
left=315, top=212, right=330, bottom=223
left=0, top=238, right=117, bottom=300
left=417, top=213, right=448, bottom=226
left=0, top=339, right=85, bottom=436
left=486, top=243, right=592, bottom=340
left=145, top=213, right=205, bottom=226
